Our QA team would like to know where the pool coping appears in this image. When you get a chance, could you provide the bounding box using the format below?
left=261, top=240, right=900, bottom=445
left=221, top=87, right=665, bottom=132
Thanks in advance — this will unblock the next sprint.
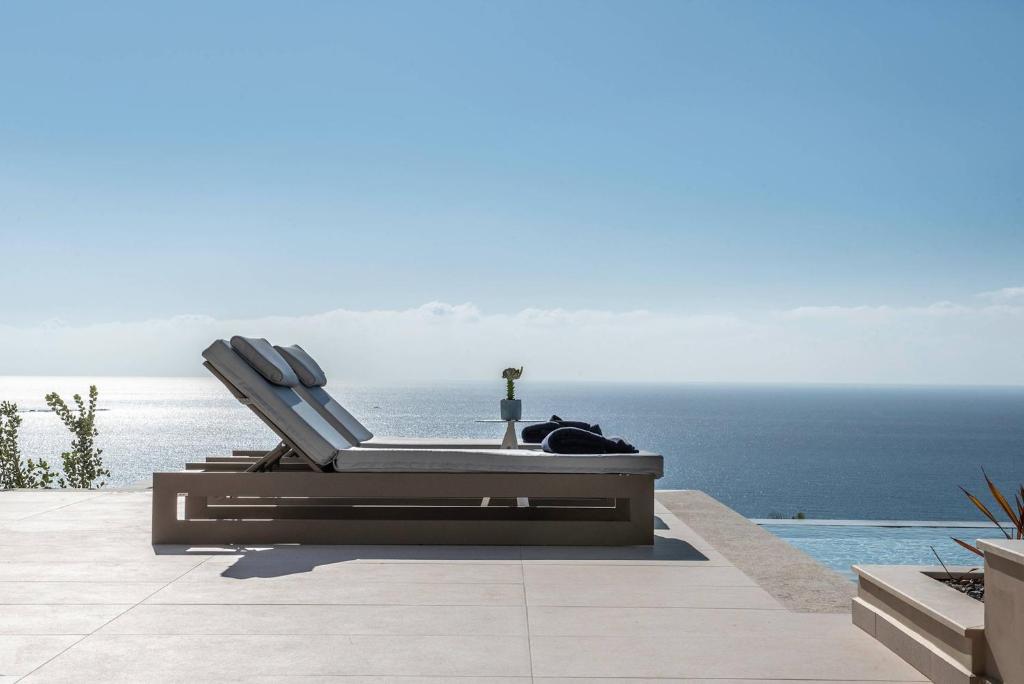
left=656, top=489, right=855, bottom=613
left=753, top=518, right=1005, bottom=528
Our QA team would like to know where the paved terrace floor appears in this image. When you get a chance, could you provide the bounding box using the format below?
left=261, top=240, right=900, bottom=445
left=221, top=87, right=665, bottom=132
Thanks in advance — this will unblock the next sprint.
left=0, top=490, right=925, bottom=683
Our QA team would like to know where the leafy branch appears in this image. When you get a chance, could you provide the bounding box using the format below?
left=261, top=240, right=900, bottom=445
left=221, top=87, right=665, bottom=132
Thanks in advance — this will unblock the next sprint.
left=0, top=401, right=58, bottom=489
left=44, top=385, right=110, bottom=489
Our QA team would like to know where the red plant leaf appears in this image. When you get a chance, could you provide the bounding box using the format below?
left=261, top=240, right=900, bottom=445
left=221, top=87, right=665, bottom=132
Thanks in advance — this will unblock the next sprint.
left=983, top=468, right=1021, bottom=530
left=960, top=486, right=1010, bottom=539
left=952, top=537, right=984, bottom=558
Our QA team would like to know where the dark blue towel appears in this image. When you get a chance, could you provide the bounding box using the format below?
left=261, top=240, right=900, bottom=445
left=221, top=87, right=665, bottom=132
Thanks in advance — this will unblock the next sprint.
left=541, top=426, right=638, bottom=454
left=521, top=415, right=602, bottom=443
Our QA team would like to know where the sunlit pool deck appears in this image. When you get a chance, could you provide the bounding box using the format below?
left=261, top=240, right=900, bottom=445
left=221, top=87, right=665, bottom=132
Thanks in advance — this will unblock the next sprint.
left=1, top=489, right=927, bottom=683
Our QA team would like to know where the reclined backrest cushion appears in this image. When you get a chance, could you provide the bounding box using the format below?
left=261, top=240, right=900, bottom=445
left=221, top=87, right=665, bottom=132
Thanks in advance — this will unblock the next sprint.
left=204, top=339, right=352, bottom=465
left=230, top=336, right=299, bottom=387
left=275, top=344, right=327, bottom=388
left=296, top=384, right=375, bottom=444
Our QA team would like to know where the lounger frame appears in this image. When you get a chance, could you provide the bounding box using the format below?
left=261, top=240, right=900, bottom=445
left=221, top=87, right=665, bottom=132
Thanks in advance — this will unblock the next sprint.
left=155, top=342, right=659, bottom=546
left=152, top=470, right=655, bottom=546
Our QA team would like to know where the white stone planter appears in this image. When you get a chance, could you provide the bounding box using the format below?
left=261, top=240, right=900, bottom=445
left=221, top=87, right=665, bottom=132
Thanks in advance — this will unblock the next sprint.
left=978, top=539, right=1024, bottom=684
left=852, top=564, right=985, bottom=683
left=854, top=541, right=1024, bottom=684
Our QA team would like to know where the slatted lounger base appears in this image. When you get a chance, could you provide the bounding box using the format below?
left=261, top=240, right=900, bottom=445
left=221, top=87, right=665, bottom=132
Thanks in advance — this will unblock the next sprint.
left=152, top=471, right=655, bottom=546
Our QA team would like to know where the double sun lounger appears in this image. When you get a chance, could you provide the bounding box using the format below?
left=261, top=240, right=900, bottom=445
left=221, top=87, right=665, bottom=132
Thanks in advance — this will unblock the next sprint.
left=151, top=337, right=663, bottom=546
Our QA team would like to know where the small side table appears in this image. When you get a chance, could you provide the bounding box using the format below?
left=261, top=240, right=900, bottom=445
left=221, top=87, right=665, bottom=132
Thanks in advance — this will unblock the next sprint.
left=475, top=419, right=544, bottom=449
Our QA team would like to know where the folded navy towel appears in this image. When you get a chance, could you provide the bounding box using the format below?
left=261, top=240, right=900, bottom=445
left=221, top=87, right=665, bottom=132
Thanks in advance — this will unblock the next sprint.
left=549, top=414, right=599, bottom=432
left=541, top=426, right=638, bottom=454
left=521, top=415, right=602, bottom=443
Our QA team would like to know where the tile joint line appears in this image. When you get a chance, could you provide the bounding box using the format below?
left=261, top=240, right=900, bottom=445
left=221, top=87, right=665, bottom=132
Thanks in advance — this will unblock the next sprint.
left=16, top=546, right=213, bottom=679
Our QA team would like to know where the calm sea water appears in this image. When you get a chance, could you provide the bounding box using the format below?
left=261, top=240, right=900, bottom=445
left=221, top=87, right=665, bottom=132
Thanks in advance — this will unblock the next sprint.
left=2, top=377, right=1022, bottom=522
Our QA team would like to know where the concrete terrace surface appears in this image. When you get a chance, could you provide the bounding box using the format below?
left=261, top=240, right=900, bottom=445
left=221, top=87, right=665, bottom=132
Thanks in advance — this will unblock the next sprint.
left=0, top=490, right=926, bottom=683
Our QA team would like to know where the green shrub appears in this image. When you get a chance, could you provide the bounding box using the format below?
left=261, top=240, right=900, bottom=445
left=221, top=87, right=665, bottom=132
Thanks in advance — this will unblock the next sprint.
left=0, top=401, right=58, bottom=489
left=44, top=385, right=110, bottom=489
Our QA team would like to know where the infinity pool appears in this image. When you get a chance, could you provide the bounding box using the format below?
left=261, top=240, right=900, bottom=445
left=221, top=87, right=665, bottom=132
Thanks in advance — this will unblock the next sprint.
left=760, top=522, right=998, bottom=579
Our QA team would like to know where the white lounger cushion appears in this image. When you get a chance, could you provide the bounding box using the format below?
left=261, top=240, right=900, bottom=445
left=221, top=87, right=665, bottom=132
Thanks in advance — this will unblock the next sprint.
left=360, top=437, right=500, bottom=449
left=273, top=345, right=376, bottom=443
left=275, top=344, right=328, bottom=387
left=204, top=340, right=355, bottom=465
left=335, top=448, right=663, bottom=477
left=294, top=385, right=375, bottom=444
left=230, top=336, right=299, bottom=387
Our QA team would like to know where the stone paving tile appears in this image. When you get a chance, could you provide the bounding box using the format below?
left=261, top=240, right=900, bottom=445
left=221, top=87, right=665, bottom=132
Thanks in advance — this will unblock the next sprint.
left=536, top=675, right=929, bottom=679
left=0, top=503, right=72, bottom=520
left=519, top=544, right=727, bottom=566
left=16, top=507, right=151, bottom=524
left=0, top=635, right=81, bottom=677
left=0, top=581, right=166, bottom=605
left=527, top=581, right=782, bottom=609
left=200, top=545, right=524, bottom=565
left=529, top=633, right=928, bottom=680
left=102, top=603, right=528, bottom=636
left=0, top=490, right=931, bottom=684
left=529, top=605, right=859, bottom=637
left=0, top=604, right=129, bottom=634
left=184, top=558, right=524, bottom=583
left=523, top=563, right=756, bottom=586
left=239, top=679, right=531, bottom=684
left=0, top=543, right=204, bottom=563
left=28, top=502, right=149, bottom=515
left=520, top=525, right=731, bottom=566
left=146, top=577, right=526, bottom=606
left=47, top=494, right=149, bottom=505
left=32, top=506, right=148, bottom=520
left=0, top=518, right=149, bottom=533
left=0, top=492, right=104, bottom=504
left=0, top=558, right=207, bottom=582
left=25, top=677, right=528, bottom=684
left=0, top=511, right=40, bottom=521
left=20, top=634, right=533, bottom=681
left=0, top=530, right=153, bottom=548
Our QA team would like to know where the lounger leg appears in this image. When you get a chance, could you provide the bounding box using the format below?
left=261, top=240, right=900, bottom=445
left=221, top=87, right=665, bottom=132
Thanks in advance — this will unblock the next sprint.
left=151, top=474, right=180, bottom=545
left=245, top=442, right=291, bottom=472
left=627, top=477, right=655, bottom=544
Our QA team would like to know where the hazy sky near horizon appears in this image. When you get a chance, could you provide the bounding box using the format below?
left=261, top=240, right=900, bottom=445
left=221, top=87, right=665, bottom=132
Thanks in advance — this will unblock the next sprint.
left=1, top=1, right=1022, bottom=382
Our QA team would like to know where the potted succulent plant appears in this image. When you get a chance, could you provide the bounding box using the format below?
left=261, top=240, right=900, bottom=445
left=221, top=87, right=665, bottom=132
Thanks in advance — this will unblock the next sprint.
left=500, top=367, right=523, bottom=421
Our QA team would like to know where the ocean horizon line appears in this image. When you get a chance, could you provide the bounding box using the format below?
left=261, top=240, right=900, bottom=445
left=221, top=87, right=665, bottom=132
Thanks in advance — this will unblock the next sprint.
left=3, top=374, right=1024, bottom=391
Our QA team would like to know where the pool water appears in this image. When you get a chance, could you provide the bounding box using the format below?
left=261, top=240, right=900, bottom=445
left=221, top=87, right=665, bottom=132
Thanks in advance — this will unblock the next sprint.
left=761, top=523, right=998, bottom=579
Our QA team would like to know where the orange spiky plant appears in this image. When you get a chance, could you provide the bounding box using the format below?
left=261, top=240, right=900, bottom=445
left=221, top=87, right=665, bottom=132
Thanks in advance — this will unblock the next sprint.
left=952, top=468, right=1024, bottom=557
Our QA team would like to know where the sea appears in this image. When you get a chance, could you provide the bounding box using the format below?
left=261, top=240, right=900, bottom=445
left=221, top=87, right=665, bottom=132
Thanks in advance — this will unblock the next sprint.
left=2, top=377, right=1023, bottom=524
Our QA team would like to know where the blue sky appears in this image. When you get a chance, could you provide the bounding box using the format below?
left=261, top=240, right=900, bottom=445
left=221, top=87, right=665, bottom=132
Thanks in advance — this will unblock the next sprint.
left=1, top=1, right=1022, bottom=381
